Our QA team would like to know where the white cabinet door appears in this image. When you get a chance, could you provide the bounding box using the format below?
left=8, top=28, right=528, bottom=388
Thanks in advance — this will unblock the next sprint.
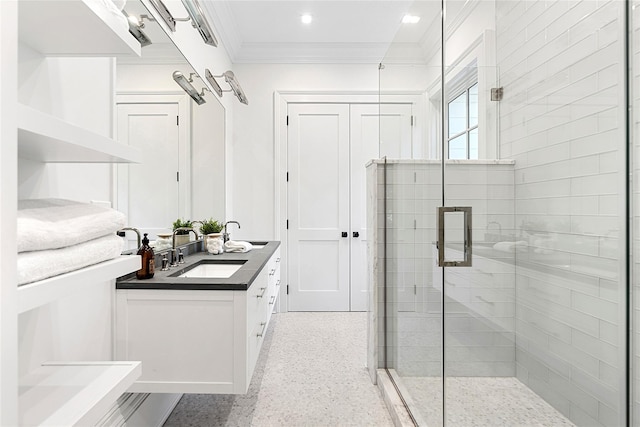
left=115, top=289, right=238, bottom=394
left=116, top=103, right=181, bottom=248
left=287, top=104, right=351, bottom=311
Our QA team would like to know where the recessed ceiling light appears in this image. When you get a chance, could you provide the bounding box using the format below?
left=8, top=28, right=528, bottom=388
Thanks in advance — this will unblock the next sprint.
left=301, top=14, right=312, bottom=24
left=402, top=15, right=420, bottom=24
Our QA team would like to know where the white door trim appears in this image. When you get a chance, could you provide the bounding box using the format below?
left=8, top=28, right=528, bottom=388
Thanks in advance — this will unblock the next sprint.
left=274, top=90, right=426, bottom=313
left=113, top=92, right=191, bottom=219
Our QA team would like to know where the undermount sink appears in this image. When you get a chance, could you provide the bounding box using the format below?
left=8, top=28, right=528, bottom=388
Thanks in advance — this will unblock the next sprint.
left=250, top=241, right=268, bottom=249
left=175, top=261, right=246, bottom=279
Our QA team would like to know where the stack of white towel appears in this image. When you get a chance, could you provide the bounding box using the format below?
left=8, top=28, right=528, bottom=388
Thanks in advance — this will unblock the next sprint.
left=224, top=240, right=253, bottom=253
left=17, top=199, right=127, bottom=285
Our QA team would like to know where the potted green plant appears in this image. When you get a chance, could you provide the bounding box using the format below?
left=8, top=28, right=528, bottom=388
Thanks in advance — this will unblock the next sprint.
left=172, top=218, right=193, bottom=246
left=199, top=218, right=224, bottom=236
left=199, top=218, right=225, bottom=255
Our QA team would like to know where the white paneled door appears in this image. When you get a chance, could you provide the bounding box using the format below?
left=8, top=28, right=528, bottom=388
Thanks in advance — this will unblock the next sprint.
left=288, top=104, right=351, bottom=311
left=117, top=103, right=181, bottom=249
left=287, top=102, right=412, bottom=311
left=350, top=104, right=413, bottom=311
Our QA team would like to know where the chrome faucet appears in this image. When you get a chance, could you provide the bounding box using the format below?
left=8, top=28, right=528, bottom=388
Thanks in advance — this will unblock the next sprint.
left=118, top=227, right=141, bottom=248
left=223, top=221, right=241, bottom=243
left=171, top=227, right=198, bottom=266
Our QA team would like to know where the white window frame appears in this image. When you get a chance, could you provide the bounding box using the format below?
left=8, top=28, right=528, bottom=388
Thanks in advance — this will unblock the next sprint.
left=447, top=82, right=479, bottom=159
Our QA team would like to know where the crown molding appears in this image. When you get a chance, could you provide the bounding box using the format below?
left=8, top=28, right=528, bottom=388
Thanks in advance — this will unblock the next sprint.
left=232, top=42, right=391, bottom=64
left=202, top=1, right=243, bottom=62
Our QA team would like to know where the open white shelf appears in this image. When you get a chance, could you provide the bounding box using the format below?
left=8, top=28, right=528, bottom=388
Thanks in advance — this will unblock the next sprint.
left=19, top=0, right=141, bottom=57
left=19, top=361, right=142, bottom=426
left=18, top=104, right=141, bottom=163
left=18, top=255, right=141, bottom=314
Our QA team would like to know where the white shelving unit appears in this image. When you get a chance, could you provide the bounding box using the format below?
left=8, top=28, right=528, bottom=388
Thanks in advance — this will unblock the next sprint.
left=18, top=256, right=141, bottom=314
left=0, top=1, right=146, bottom=424
left=18, top=104, right=141, bottom=163
left=19, top=0, right=141, bottom=57
left=19, top=361, right=142, bottom=426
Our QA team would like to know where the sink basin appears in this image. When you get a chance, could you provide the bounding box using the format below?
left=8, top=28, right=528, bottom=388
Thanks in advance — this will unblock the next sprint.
left=175, top=261, right=245, bottom=279
left=250, top=241, right=268, bottom=249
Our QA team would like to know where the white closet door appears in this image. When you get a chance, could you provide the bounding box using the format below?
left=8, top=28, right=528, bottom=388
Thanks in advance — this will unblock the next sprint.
left=287, top=104, right=351, bottom=311
left=351, top=103, right=413, bottom=311
left=350, top=104, right=381, bottom=311
left=117, top=103, right=180, bottom=249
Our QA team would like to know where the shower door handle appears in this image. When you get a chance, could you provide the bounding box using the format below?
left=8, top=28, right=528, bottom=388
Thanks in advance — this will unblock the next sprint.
left=437, top=206, right=472, bottom=267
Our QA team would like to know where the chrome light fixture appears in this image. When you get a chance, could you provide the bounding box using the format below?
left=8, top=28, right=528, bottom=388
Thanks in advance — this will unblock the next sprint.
left=205, top=69, right=223, bottom=97
left=173, top=71, right=207, bottom=105
left=222, top=71, right=248, bottom=105
left=149, top=0, right=177, bottom=31
left=208, top=70, right=248, bottom=105
left=123, top=11, right=152, bottom=46
left=180, top=0, right=218, bottom=47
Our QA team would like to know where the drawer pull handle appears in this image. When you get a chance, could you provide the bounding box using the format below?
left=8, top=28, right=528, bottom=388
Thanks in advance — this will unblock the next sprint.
left=269, top=295, right=276, bottom=305
left=276, top=257, right=281, bottom=263
left=257, top=287, right=267, bottom=298
left=269, top=269, right=276, bottom=276
left=276, top=279, right=280, bottom=286
left=257, top=322, right=267, bottom=337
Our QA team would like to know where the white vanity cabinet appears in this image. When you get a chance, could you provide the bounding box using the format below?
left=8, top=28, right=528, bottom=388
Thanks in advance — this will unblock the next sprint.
left=115, top=248, right=282, bottom=394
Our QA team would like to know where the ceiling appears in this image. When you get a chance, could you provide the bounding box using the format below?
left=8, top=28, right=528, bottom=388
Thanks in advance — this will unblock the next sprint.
left=199, top=1, right=442, bottom=64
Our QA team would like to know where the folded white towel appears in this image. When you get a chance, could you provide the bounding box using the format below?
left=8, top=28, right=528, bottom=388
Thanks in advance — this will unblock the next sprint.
left=18, top=234, right=125, bottom=286
left=224, top=240, right=253, bottom=253
left=18, top=199, right=127, bottom=253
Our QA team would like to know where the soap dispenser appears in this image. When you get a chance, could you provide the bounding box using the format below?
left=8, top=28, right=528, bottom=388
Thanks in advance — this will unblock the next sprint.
left=136, top=233, right=155, bottom=280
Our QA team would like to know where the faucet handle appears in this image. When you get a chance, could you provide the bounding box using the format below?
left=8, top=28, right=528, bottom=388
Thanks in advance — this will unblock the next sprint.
left=170, top=249, right=178, bottom=267
left=178, top=249, right=185, bottom=264
left=161, top=255, right=169, bottom=271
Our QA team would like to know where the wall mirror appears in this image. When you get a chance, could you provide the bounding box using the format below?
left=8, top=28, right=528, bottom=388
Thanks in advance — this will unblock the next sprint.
left=116, top=0, right=226, bottom=249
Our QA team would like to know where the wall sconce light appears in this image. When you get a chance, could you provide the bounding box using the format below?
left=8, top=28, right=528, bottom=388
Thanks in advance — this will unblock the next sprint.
left=207, top=69, right=249, bottom=105
left=205, top=69, right=223, bottom=97
left=172, top=71, right=207, bottom=105
left=123, top=11, right=153, bottom=46
left=148, top=0, right=217, bottom=46
left=180, top=0, right=218, bottom=47
left=148, top=0, right=177, bottom=31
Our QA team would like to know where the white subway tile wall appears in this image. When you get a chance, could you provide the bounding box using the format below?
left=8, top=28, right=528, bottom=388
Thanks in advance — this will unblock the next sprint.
left=498, top=0, right=625, bottom=425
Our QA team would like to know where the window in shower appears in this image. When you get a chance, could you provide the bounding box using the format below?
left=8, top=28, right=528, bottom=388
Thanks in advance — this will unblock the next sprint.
left=447, top=82, right=478, bottom=159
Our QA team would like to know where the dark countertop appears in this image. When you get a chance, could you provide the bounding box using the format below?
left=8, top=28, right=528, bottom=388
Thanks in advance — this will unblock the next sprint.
left=116, top=241, right=280, bottom=291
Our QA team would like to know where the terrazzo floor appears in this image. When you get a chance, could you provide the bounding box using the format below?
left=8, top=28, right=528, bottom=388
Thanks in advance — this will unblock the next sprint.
left=400, top=376, right=576, bottom=427
left=163, top=312, right=394, bottom=427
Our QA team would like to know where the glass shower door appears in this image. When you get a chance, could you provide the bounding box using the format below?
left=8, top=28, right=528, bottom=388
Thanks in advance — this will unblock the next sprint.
left=379, top=0, right=630, bottom=425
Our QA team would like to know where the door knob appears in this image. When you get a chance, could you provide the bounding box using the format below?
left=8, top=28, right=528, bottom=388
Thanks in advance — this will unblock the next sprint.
left=341, top=232, right=348, bottom=238
left=353, top=232, right=360, bottom=238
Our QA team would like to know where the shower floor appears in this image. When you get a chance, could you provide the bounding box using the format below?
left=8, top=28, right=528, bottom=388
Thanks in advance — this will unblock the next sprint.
left=398, top=375, right=575, bottom=427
